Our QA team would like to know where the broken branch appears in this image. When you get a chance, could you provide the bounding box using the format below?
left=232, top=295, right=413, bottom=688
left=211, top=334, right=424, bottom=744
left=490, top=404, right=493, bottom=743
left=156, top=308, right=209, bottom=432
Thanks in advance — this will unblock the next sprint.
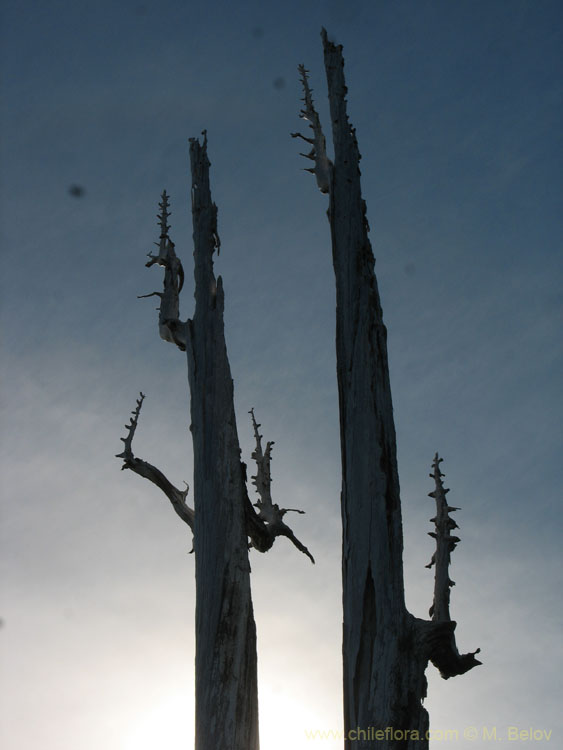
left=116, top=392, right=194, bottom=530
left=425, top=453, right=481, bottom=678
left=143, top=190, right=187, bottom=350
left=291, top=65, right=332, bottom=194
left=248, top=408, right=314, bottom=563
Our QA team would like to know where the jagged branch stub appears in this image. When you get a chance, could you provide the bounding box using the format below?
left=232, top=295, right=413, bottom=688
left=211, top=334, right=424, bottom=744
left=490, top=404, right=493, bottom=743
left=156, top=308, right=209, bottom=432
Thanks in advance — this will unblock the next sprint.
left=425, top=454, right=481, bottom=678
left=291, top=65, right=332, bottom=194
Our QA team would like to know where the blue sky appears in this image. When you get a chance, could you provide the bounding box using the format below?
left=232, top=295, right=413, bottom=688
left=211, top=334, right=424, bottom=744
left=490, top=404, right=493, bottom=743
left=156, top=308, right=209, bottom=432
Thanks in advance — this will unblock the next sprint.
left=1, top=1, right=562, bottom=748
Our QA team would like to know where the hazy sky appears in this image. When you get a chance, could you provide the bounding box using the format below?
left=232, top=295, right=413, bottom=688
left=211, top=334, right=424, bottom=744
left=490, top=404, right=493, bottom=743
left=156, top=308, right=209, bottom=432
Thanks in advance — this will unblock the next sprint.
left=1, top=1, right=562, bottom=748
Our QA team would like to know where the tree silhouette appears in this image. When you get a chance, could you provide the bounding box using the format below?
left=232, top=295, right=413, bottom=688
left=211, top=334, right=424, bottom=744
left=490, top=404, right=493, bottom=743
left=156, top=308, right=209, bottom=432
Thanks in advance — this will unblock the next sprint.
left=292, top=30, right=480, bottom=748
left=117, top=30, right=480, bottom=750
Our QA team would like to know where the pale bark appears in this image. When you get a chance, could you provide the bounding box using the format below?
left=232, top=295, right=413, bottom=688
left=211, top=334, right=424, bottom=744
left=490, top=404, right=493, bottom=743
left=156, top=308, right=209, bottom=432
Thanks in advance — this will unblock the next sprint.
left=294, top=30, right=480, bottom=749
left=185, top=133, right=259, bottom=750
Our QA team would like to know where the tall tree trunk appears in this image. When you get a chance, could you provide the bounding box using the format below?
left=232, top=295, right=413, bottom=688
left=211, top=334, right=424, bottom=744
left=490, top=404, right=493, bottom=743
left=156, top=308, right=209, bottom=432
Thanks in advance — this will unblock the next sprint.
left=186, top=134, right=259, bottom=750
left=322, top=32, right=429, bottom=749
left=185, top=136, right=312, bottom=746
left=119, top=132, right=313, bottom=750
left=118, top=136, right=260, bottom=750
left=294, top=30, right=480, bottom=749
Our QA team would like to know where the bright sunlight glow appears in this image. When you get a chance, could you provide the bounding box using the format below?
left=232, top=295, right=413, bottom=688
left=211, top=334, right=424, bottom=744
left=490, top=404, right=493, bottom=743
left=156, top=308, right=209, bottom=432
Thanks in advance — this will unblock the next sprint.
left=121, top=683, right=340, bottom=750
left=259, top=683, right=340, bottom=750
left=123, top=692, right=194, bottom=750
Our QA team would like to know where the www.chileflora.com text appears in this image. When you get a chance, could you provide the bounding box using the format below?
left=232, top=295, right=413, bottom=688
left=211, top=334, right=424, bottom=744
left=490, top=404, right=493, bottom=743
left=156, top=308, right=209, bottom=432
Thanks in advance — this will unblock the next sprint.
left=304, top=726, right=553, bottom=742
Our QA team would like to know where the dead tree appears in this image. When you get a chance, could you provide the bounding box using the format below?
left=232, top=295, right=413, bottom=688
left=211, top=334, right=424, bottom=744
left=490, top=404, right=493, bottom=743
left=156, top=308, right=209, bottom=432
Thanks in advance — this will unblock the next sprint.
left=293, top=30, right=481, bottom=748
left=117, top=132, right=312, bottom=750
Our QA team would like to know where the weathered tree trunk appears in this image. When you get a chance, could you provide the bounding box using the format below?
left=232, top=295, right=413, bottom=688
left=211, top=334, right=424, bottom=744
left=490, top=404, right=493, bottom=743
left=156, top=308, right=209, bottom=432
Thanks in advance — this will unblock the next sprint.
left=323, top=33, right=429, bottom=748
left=118, top=137, right=259, bottom=749
left=294, top=30, right=480, bottom=749
left=186, top=134, right=259, bottom=750
left=119, top=133, right=312, bottom=750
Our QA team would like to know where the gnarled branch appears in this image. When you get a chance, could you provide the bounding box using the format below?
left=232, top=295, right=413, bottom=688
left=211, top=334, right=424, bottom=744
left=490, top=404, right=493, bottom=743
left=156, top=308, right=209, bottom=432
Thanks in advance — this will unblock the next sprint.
left=425, top=454, right=481, bottom=678
left=248, top=409, right=314, bottom=564
left=142, top=190, right=187, bottom=350
left=116, top=392, right=194, bottom=530
left=426, top=453, right=460, bottom=620
left=291, top=65, right=332, bottom=194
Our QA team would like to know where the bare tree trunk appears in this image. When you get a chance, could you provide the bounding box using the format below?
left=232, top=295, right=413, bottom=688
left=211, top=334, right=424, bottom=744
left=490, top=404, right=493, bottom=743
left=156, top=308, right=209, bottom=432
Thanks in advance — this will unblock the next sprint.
left=294, top=30, right=480, bottom=749
left=322, top=33, right=429, bottom=748
left=119, top=132, right=313, bottom=750
left=186, top=134, right=259, bottom=750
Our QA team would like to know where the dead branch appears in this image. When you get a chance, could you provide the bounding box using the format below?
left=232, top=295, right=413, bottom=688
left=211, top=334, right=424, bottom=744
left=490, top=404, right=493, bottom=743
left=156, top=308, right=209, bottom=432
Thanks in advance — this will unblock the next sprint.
left=425, top=454, right=481, bottom=678
left=248, top=408, right=314, bottom=563
left=291, top=65, right=332, bottom=193
left=116, top=392, right=194, bottom=530
left=142, top=190, right=187, bottom=350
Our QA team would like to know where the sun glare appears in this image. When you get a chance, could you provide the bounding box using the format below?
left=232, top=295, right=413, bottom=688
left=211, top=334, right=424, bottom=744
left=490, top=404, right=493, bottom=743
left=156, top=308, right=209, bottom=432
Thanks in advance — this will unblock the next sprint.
left=259, top=683, right=338, bottom=750
left=122, top=684, right=336, bottom=750
left=124, top=693, right=194, bottom=750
